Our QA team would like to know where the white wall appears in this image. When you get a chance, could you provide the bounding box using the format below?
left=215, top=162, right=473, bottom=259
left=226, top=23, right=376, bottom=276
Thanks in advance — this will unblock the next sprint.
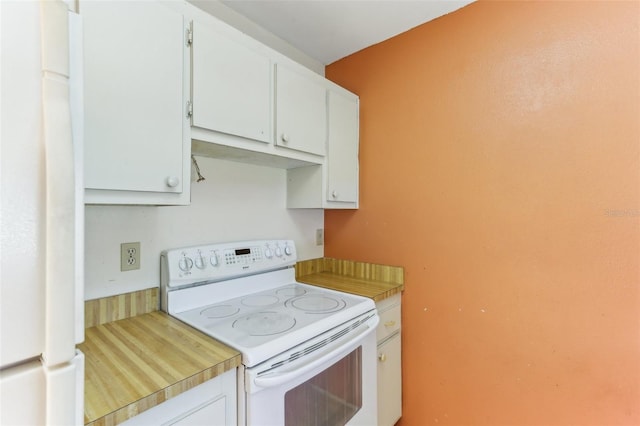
left=84, top=157, right=323, bottom=300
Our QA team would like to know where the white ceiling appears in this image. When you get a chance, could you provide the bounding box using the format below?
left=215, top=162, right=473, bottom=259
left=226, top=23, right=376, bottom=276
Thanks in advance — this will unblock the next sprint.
left=220, top=0, right=475, bottom=65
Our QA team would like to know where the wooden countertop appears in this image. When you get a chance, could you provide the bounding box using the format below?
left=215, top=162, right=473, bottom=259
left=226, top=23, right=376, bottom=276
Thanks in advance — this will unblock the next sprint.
left=79, top=258, right=403, bottom=425
left=296, top=258, right=404, bottom=302
left=78, top=310, right=241, bottom=426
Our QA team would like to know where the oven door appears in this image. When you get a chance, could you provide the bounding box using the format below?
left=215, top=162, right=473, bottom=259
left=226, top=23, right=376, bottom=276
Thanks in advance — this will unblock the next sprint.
left=242, top=312, right=378, bottom=426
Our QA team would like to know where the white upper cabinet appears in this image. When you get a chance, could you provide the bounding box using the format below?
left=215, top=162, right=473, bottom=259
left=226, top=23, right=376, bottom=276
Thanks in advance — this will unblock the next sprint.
left=287, top=85, right=359, bottom=209
left=327, top=89, right=359, bottom=203
left=275, top=64, right=327, bottom=157
left=187, top=9, right=324, bottom=168
left=191, top=20, right=271, bottom=144
left=81, top=0, right=358, bottom=207
left=82, top=1, right=190, bottom=205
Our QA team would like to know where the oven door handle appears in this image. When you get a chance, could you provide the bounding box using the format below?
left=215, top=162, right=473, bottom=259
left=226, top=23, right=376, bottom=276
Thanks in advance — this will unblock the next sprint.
left=253, top=318, right=378, bottom=389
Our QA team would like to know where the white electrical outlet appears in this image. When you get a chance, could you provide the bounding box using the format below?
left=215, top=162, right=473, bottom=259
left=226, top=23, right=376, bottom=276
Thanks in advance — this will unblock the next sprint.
left=316, top=229, right=324, bottom=246
left=121, top=242, right=140, bottom=271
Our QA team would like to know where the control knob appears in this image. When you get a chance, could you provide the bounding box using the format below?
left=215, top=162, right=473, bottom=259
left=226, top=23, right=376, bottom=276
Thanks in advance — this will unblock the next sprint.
left=275, top=246, right=283, bottom=257
left=264, top=247, right=273, bottom=259
left=178, top=256, right=193, bottom=272
left=210, top=253, right=219, bottom=267
left=194, top=254, right=206, bottom=269
left=284, top=245, right=292, bottom=256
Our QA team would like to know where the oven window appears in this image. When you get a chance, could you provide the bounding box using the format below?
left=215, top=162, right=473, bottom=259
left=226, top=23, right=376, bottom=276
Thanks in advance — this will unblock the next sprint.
left=285, top=347, right=362, bottom=426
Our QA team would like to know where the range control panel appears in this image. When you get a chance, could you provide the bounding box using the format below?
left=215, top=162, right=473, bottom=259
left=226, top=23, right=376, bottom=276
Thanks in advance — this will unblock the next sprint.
left=161, top=240, right=296, bottom=288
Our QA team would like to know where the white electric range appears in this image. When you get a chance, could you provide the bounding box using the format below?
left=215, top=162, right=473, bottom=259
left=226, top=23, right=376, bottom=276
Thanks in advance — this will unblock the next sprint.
left=160, top=239, right=379, bottom=426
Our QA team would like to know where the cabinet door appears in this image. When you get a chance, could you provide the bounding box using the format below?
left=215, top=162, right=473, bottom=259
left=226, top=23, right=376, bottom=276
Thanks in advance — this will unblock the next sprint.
left=170, top=396, right=226, bottom=425
left=275, top=64, right=326, bottom=156
left=327, top=90, right=358, bottom=203
left=120, top=369, right=236, bottom=426
left=191, top=20, right=271, bottom=143
left=377, top=333, right=402, bottom=426
left=83, top=1, right=184, bottom=195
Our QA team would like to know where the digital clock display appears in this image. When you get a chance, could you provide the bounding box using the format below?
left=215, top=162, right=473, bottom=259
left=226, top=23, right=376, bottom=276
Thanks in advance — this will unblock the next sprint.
left=235, top=248, right=251, bottom=255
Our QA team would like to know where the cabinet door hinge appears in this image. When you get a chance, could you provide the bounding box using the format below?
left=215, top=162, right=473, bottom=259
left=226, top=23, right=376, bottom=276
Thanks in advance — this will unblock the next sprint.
left=186, top=27, right=193, bottom=46
left=186, top=100, right=193, bottom=118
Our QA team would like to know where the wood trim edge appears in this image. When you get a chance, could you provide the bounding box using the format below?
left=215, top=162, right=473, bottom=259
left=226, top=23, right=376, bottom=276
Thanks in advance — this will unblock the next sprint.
left=84, top=288, right=159, bottom=328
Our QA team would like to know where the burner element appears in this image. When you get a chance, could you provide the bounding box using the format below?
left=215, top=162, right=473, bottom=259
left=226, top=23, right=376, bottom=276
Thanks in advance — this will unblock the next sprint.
left=233, top=312, right=296, bottom=336
left=200, top=305, right=240, bottom=318
left=241, top=295, right=279, bottom=307
left=276, top=286, right=307, bottom=297
left=290, top=295, right=346, bottom=313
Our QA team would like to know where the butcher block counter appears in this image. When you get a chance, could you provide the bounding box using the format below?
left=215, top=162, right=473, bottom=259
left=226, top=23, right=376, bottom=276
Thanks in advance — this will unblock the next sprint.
left=78, top=288, right=241, bottom=426
left=296, top=258, right=404, bottom=302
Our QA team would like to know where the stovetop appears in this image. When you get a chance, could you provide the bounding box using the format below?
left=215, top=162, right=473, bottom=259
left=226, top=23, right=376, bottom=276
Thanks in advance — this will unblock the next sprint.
left=170, top=278, right=375, bottom=367
left=161, top=240, right=376, bottom=367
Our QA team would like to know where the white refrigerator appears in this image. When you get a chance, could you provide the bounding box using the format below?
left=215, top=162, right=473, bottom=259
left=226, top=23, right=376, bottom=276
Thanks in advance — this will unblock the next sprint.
left=1, top=1, right=84, bottom=424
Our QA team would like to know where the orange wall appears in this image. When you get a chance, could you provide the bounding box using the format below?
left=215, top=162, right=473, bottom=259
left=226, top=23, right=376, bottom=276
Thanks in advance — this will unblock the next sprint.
left=325, top=1, right=639, bottom=425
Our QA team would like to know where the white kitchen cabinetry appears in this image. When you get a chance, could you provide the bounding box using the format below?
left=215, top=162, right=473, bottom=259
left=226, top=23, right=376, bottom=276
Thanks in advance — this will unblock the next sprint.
left=82, top=1, right=190, bottom=205
left=327, top=88, right=359, bottom=203
left=376, top=294, right=402, bottom=426
left=188, top=5, right=324, bottom=169
left=287, top=86, right=359, bottom=208
left=184, top=2, right=360, bottom=207
left=191, top=20, right=271, bottom=144
left=120, top=369, right=236, bottom=426
left=275, top=63, right=327, bottom=156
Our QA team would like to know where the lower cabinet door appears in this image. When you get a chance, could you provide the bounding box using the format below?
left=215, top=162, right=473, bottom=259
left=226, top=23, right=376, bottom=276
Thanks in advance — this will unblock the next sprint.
left=171, top=396, right=226, bottom=426
left=377, top=333, right=402, bottom=426
left=120, top=369, right=236, bottom=426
